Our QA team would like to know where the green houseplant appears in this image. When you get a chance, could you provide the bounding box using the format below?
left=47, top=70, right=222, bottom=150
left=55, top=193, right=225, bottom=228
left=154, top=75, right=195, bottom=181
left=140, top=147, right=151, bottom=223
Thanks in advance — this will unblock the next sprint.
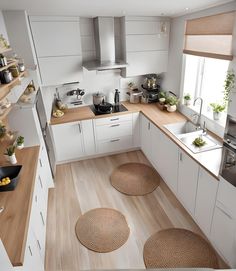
left=183, top=93, right=191, bottom=106
left=166, top=95, right=179, bottom=112
left=223, top=69, right=235, bottom=105
left=210, top=103, right=226, bottom=120
left=4, top=145, right=17, bottom=164
left=16, top=136, right=24, bottom=150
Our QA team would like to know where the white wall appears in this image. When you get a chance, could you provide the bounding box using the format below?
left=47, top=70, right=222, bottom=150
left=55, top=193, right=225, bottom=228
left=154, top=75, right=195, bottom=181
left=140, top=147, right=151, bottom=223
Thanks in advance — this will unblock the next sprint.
left=162, top=1, right=236, bottom=95
left=0, top=10, right=9, bottom=44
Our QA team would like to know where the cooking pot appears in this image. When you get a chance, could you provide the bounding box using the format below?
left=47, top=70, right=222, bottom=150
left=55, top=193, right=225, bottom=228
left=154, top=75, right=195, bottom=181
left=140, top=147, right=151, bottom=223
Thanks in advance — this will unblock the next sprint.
left=126, top=89, right=143, bottom=104
left=92, top=92, right=106, bottom=108
left=97, top=99, right=113, bottom=113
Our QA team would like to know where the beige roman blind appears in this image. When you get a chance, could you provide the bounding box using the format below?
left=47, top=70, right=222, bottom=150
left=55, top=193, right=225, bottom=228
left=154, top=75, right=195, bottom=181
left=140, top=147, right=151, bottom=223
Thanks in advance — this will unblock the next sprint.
left=183, top=11, right=236, bottom=60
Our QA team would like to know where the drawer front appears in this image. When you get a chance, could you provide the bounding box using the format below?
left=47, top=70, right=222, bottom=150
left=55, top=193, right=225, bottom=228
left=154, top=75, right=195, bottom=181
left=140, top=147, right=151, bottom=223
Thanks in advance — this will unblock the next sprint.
left=96, top=121, right=133, bottom=140
left=95, top=114, right=132, bottom=126
left=97, top=136, right=133, bottom=154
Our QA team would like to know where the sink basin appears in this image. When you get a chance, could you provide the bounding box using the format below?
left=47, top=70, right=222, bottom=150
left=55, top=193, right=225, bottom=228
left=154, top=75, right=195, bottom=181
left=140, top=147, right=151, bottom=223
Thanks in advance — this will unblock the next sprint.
left=164, top=121, right=202, bottom=136
left=164, top=121, right=222, bottom=153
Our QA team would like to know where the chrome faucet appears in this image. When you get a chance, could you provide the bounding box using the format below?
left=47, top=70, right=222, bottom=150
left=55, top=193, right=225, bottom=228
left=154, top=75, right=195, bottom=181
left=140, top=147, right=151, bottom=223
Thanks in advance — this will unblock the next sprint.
left=193, top=97, right=203, bottom=128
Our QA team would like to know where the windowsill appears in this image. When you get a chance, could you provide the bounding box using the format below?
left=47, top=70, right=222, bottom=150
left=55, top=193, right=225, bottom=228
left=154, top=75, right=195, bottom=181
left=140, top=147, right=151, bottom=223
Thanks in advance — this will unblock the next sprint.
left=178, top=103, right=226, bottom=138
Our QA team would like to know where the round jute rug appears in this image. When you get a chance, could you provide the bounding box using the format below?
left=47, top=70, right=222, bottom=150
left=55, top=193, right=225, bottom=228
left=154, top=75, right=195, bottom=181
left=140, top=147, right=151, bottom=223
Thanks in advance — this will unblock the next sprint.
left=110, top=163, right=160, bottom=196
left=143, top=228, right=219, bottom=268
left=75, top=208, right=130, bottom=253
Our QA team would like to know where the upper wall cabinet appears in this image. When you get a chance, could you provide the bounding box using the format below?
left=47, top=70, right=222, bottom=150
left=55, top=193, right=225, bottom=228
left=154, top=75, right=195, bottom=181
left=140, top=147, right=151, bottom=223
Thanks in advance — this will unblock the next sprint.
left=29, top=16, right=82, bottom=86
left=121, top=16, right=170, bottom=77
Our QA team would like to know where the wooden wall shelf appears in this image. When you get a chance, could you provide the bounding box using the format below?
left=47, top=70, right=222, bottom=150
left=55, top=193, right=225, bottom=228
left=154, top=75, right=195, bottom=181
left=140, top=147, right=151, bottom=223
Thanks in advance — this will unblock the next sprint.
left=0, top=60, right=18, bottom=72
left=0, top=47, right=12, bottom=54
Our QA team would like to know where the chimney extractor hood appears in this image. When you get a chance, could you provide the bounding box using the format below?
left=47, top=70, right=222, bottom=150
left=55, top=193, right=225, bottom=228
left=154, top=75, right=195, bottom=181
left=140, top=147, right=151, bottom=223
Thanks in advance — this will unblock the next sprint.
left=82, top=17, right=128, bottom=71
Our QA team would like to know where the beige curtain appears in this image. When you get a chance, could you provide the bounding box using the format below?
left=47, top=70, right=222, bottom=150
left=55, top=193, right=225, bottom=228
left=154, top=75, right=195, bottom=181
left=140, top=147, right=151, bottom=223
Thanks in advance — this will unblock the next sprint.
left=183, top=11, right=236, bottom=60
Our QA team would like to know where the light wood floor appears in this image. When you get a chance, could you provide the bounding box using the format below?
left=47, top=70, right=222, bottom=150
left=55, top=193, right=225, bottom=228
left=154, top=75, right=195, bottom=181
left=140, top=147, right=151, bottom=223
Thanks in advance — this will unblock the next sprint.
left=45, top=150, right=226, bottom=271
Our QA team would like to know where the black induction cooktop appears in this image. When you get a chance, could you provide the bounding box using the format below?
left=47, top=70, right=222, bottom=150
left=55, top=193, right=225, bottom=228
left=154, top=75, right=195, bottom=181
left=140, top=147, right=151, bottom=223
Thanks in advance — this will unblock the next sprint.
left=90, top=104, right=128, bottom=115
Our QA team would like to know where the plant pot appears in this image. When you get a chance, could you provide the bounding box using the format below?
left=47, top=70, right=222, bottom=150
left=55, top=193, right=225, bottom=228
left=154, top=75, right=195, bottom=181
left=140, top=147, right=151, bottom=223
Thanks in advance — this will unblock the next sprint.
left=167, top=105, right=177, bottom=112
left=184, top=99, right=191, bottom=106
left=213, top=112, right=221, bottom=120
left=17, top=143, right=24, bottom=150
left=9, top=154, right=17, bottom=165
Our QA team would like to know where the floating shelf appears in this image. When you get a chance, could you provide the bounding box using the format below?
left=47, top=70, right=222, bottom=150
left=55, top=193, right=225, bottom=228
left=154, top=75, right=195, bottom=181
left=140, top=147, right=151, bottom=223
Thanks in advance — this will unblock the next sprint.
left=0, top=60, right=18, bottom=72
left=0, top=47, right=12, bottom=54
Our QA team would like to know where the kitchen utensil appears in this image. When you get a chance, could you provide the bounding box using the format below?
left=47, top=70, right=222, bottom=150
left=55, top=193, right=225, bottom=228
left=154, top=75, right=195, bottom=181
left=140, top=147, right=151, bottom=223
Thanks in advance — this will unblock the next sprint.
left=114, top=89, right=120, bottom=105
left=93, top=92, right=106, bottom=108
left=126, top=89, right=142, bottom=104
left=97, top=99, right=113, bottom=113
left=0, top=165, right=22, bottom=192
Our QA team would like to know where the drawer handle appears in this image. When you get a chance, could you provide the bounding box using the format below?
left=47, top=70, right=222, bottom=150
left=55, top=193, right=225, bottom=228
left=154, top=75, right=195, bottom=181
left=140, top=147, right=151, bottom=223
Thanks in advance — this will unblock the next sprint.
left=78, top=123, right=82, bottom=133
left=110, top=139, right=120, bottom=143
left=148, top=122, right=150, bottom=130
left=110, top=118, right=119, bottom=121
left=37, top=240, right=41, bottom=250
left=28, top=245, right=33, bottom=256
left=39, top=158, right=43, bottom=168
left=110, top=124, right=120, bottom=128
left=39, top=176, right=43, bottom=189
left=40, top=211, right=45, bottom=226
left=35, top=195, right=38, bottom=203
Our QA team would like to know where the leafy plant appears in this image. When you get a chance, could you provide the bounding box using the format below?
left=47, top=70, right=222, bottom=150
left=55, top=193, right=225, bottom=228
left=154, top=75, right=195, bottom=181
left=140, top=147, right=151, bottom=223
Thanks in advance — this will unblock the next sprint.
left=16, top=136, right=24, bottom=145
left=166, top=95, right=179, bottom=106
left=4, top=145, right=15, bottom=156
left=192, top=137, right=206, bottom=147
left=0, top=123, right=7, bottom=139
left=210, top=103, right=226, bottom=113
left=128, top=82, right=135, bottom=89
left=223, top=69, right=235, bottom=104
left=159, top=91, right=167, bottom=99
left=184, top=93, right=191, bottom=100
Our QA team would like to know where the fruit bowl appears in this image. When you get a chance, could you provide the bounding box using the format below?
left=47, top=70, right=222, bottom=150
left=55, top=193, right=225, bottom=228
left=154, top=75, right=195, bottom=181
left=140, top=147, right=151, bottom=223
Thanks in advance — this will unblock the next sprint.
left=0, top=165, right=22, bottom=192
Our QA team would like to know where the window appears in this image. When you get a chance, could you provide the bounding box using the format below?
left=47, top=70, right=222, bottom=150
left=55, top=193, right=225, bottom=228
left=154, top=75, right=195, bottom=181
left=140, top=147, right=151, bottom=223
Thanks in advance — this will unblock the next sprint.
left=182, top=54, right=230, bottom=112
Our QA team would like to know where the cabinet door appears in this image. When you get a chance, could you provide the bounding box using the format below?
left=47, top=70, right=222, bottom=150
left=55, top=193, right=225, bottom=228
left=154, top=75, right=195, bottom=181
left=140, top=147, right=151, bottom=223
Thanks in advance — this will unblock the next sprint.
left=39, top=144, right=54, bottom=188
left=132, top=112, right=140, bottom=148
left=178, top=151, right=199, bottom=215
left=0, top=240, right=13, bottom=271
left=51, top=121, right=84, bottom=162
left=38, top=56, right=83, bottom=86
left=140, top=114, right=152, bottom=160
left=81, top=119, right=96, bottom=156
left=30, top=20, right=82, bottom=57
left=211, top=205, right=236, bottom=267
left=228, top=91, right=236, bottom=118
left=194, top=168, right=218, bottom=236
left=150, top=124, right=163, bottom=173
left=126, top=51, right=168, bottom=77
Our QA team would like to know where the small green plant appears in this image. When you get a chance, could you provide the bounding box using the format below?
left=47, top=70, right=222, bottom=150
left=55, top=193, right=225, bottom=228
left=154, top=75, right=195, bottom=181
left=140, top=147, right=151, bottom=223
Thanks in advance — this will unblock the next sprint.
left=193, top=137, right=206, bottom=147
left=210, top=103, right=226, bottom=113
left=16, top=136, right=24, bottom=145
left=0, top=123, right=7, bottom=139
left=184, top=93, right=191, bottom=100
left=224, top=69, right=235, bottom=104
left=4, top=145, right=15, bottom=156
left=159, top=91, right=167, bottom=99
left=166, top=95, right=179, bottom=106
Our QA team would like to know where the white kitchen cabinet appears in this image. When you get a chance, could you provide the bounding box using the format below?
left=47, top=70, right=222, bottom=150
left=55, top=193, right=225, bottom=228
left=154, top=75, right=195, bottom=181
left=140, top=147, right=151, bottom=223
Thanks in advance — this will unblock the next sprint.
left=228, top=91, right=236, bottom=118
left=194, top=168, right=218, bottom=236
left=97, top=136, right=133, bottom=154
left=178, top=151, right=199, bottom=215
left=142, top=116, right=179, bottom=194
left=140, top=114, right=152, bottom=161
left=81, top=120, right=96, bottom=156
left=132, top=112, right=140, bottom=148
left=51, top=121, right=84, bottom=162
left=0, top=240, right=13, bottom=271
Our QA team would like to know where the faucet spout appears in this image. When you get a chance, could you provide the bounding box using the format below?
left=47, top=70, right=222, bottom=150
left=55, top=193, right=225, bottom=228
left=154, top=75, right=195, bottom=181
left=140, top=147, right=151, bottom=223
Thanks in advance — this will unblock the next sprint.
left=193, top=97, right=203, bottom=126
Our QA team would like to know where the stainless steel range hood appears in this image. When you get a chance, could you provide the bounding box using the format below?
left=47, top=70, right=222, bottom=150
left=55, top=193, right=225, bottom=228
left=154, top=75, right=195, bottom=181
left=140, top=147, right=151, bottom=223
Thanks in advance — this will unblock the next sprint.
left=82, top=17, right=128, bottom=71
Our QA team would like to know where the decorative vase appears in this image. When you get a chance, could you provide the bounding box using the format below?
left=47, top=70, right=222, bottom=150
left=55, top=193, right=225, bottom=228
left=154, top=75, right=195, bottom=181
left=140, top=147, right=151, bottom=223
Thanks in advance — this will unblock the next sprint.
left=184, top=99, right=191, bottom=106
left=167, top=105, right=177, bottom=112
left=17, top=143, right=24, bottom=150
left=213, top=112, right=221, bottom=120
left=9, top=154, right=17, bottom=165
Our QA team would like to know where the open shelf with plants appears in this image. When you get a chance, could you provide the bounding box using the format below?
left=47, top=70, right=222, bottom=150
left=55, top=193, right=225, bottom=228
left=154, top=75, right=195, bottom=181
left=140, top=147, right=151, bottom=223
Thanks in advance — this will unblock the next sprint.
left=0, top=59, right=18, bottom=72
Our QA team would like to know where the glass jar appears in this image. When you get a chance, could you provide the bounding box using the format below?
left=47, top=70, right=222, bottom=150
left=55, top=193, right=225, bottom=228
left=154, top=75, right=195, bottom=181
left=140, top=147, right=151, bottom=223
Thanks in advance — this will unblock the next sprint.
left=0, top=70, right=13, bottom=84
left=18, top=58, right=25, bottom=72
left=9, top=65, right=20, bottom=77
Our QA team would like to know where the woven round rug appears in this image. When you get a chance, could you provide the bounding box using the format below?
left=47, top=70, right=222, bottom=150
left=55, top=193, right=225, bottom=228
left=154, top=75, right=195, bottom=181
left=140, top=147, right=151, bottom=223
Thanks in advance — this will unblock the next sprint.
left=143, top=228, right=219, bottom=268
left=75, top=208, right=130, bottom=253
left=110, top=163, right=160, bottom=196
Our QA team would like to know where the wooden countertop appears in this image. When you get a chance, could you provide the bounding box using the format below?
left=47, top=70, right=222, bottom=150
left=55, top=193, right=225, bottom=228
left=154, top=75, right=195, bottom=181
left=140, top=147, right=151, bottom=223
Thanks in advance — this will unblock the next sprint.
left=50, top=102, right=222, bottom=179
left=0, top=145, right=40, bottom=266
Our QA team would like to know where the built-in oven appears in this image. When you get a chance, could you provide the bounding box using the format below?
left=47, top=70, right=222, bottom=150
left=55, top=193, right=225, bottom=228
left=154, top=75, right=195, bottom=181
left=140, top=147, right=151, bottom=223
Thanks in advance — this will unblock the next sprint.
left=225, top=115, right=236, bottom=143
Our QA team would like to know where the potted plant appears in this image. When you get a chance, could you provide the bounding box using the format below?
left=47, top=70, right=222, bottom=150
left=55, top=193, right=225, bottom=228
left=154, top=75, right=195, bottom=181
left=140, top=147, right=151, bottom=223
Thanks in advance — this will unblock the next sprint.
left=166, top=95, right=179, bottom=112
left=0, top=123, right=7, bottom=141
left=210, top=103, right=226, bottom=120
left=16, top=136, right=24, bottom=150
left=223, top=69, right=235, bottom=105
left=4, top=145, right=17, bottom=165
left=183, top=93, right=191, bottom=106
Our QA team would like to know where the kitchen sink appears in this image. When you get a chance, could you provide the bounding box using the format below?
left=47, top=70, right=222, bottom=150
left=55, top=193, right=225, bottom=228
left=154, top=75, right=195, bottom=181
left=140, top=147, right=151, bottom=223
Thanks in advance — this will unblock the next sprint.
left=164, top=121, right=222, bottom=153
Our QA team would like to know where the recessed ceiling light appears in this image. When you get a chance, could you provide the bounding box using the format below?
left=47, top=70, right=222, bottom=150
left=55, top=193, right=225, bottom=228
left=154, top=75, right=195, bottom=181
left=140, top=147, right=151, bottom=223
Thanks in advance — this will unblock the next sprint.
left=185, top=7, right=189, bottom=11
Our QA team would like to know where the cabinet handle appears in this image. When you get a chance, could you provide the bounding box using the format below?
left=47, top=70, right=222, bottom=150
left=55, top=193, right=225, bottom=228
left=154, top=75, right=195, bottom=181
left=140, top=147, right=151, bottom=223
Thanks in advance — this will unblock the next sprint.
left=179, top=152, right=183, bottom=161
left=35, top=195, right=38, bottom=203
left=110, top=124, right=120, bottom=128
left=28, top=246, right=33, bottom=256
left=39, top=176, right=43, bottom=189
left=37, top=240, right=41, bottom=250
left=110, top=118, right=119, bottom=121
left=148, top=122, right=150, bottom=130
left=40, top=211, right=45, bottom=226
left=110, top=139, right=120, bottom=143
left=217, top=205, right=233, bottom=220
left=78, top=123, right=82, bottom=133
left=39, top=158, right=43, bottom=168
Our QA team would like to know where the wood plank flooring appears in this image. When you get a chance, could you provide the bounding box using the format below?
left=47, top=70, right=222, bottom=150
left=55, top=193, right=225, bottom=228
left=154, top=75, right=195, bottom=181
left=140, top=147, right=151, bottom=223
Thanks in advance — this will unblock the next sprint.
left=45, top=150, right=227, bottom=271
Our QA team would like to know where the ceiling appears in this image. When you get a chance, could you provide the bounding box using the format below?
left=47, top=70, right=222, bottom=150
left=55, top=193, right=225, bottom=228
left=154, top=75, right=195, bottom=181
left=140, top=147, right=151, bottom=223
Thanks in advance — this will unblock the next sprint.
left=0, top=0, right=234, bottom=17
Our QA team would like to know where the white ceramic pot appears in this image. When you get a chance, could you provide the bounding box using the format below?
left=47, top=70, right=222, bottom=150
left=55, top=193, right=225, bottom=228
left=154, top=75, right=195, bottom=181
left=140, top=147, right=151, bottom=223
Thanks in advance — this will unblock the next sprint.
left=167, top=105, right=177, bottom=112
left=184, top=99, right=191, bottom=106
left=17, top=143, right=24, bottom=150
left=9, top=154, right=17, bottom=165
left=213, top=112, right=221, bottom=120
